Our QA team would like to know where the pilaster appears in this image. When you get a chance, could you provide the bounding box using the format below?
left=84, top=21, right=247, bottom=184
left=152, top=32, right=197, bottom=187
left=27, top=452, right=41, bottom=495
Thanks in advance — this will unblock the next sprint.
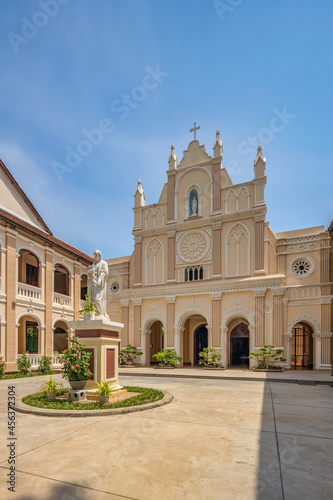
left=5, top=230, right=17, bottom=370
left=254, top=288, right=266, bottom=346
left=120, top=299, right=130, bottom=346
left=44, top=249, right=54, bottom=357
left=167, top=230, right=176, bottom=282
left=272, top=288, right=284, bottom=346
left=166, top=295, right=175, bottom=347
left=212, top=222, right=222, bottom=277
left=132, top=298, right=142, bottom=347
left=167, top=171, right=176, bottom=221
left=211, top=291, right=222, bottom=346
left=254, top=214, right=265, bottom=272
left=134, top=236, right=142, bottom=286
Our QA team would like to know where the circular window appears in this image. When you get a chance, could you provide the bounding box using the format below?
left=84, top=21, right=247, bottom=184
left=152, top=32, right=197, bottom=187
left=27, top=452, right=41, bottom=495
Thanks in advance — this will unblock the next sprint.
left=108, top=281, right=120, bottom=295
left=290, top=256, right=315, bottom=279
left=178, top=230, right=210, bottom=263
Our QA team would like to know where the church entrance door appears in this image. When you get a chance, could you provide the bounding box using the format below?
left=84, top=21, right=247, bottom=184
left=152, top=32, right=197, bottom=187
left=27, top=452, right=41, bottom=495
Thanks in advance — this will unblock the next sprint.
left=230, top=322, right=249, bottom=367
left=194, top=325, right=208, bottom=365
left=149, top=321, right=164, bottom=365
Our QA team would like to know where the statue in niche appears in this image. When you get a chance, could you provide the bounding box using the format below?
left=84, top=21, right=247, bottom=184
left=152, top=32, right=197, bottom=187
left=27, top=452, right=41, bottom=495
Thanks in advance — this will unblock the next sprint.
left=191, top=196, right=198, bottom=215
left=87, top=250, right=109, bottom=319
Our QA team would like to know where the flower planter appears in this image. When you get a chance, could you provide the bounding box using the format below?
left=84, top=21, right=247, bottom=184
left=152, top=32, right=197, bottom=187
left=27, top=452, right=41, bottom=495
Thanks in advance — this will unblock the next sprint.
left=83, top=311, right=95, bottom=321
left=47, top=391, right=57, bottom=401
left=203, top=366, right=226, bottom=370
left=253, top=367, right=284, bottom=372
left=154, top=365, right=175, bottom=369
left=99, top=395, right=110, bottom=405
left=69, top=380, right=88, bottom=390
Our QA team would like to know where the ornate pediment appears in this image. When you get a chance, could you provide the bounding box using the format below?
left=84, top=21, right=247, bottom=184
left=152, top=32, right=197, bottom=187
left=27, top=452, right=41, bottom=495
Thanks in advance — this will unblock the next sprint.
left=178, top=140, right=212, bottom=169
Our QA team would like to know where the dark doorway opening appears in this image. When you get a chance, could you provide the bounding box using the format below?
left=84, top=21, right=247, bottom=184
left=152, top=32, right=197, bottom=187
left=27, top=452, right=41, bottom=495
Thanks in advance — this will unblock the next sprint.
left=291, top=323, right=313, bottom=369
left=230, top=322, right=249, bottom=367
left=194, top=325, right=208, bottom=365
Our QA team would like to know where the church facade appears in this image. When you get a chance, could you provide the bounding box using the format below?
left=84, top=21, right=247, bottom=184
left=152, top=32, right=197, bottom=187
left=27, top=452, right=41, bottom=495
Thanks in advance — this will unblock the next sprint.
left=106, top=130, right=333, bottom=370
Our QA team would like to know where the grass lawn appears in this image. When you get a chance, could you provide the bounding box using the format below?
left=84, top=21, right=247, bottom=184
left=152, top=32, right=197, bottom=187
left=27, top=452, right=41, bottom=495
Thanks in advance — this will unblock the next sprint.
left=1, top=371, right=55, bottom=380
left=22, top=386, right=164, bottom=410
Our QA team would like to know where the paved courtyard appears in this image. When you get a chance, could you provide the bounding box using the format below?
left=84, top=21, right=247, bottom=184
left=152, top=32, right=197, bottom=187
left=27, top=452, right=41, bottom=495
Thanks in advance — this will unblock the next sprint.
left=0, top=373, right=332, bottom=500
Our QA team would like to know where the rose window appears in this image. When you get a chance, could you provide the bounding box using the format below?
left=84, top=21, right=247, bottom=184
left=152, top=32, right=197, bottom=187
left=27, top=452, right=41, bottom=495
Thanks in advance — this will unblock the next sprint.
left=179, top=231, right=209, bottom=262
left=108, top=281, right=120, bottom=295
left=291, top=258, right=314, bottom=278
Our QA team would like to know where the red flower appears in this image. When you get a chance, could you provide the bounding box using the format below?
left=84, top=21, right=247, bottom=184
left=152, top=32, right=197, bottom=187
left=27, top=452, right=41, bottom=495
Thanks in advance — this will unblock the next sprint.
left=71, top=366, right=75, bottom=370
left=76, top=364, right=80, bottom=367
left=73, top=353, right=77, bottom=357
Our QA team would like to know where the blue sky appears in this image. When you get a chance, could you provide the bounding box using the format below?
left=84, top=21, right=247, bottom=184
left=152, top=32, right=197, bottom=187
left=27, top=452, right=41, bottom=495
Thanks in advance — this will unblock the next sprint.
left=0, top=0, right=332, bottom=258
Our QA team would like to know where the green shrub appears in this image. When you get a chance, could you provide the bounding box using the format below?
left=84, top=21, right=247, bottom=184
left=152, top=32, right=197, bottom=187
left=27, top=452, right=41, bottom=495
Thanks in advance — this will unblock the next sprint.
left=249, top=345, right=286, bottom=369
left=0, top=356, right=5, bottom=378
left=198, top=347, right=223, bottom=368
left=119, top=344, right=143, bottom=365
left=152, top=348, right=182, bottom=367
left=17, top=353, right=31, bottom=375
left=37, top=356, right=52, bottom=374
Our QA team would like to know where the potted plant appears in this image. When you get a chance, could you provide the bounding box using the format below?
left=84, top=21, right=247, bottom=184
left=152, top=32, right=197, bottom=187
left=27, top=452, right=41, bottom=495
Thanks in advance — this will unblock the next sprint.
left=94, top=380, right=116, bottom=404
left=37, top=376, right=63, bottom=401
left=78, top=291, right=98, bottom=321
left=152, top=348, right=182, bottom=368
left=59, top=336, right=93, bottom=390
left=198, top=347, right=225, bottom=369
left=249, top=345, right=286, bottom=371
left=119, top=344, right=143, bottom=366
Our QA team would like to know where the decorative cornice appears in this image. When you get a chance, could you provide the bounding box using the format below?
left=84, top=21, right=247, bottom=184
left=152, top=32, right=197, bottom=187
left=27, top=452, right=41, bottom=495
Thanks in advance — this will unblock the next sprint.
left=211, top=291, right=222, bottom=300
left=132, top=298, right=142, bottom=306
left=167, top=230, right=176, bottom=238
left=134, top=236, right=142, bottom=244
left=212, top=222, right=222, bottom=230
left=253, top=288, right=267, bottom=297
left=272, top=288, right=285, bottom=296
left=165, top=295, right=176, bottom=304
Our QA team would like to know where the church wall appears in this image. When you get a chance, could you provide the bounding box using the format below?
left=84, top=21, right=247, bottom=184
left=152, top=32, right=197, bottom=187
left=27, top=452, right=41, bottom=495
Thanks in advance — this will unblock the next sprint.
left=222, top=182, right=253, bottom=215
left=222, top=218, right=255, bottom=278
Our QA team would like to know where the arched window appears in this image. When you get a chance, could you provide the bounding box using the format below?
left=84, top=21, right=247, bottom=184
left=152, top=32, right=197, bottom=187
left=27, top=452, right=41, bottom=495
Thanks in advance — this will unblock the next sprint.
left=189, top=189, right=199, bottom=216
left=18, top=250, right=40, bottom=287
left=184, top=266, right=204, bottom=282
left=54, top=264, right=70, bottom=296
left=81, top=274, right=88, bottom=300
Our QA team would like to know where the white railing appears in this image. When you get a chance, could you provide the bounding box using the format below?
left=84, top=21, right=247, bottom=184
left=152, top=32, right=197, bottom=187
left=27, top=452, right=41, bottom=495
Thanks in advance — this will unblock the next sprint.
left=54, top=292, right=71, bottom=307
left=52, top=354, right=62, bottom=366
left=18, top=353, right=63, bottom=368
left=18, top=283, right=41, bottom=300
left=19, top=353, right=41, bottom=368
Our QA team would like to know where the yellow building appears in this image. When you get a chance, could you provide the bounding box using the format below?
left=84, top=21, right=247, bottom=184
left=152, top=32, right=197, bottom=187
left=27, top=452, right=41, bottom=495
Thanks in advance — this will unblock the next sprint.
left=106, top=131, right=332, bottom=370
left=0, top=159, right=93, bottom=371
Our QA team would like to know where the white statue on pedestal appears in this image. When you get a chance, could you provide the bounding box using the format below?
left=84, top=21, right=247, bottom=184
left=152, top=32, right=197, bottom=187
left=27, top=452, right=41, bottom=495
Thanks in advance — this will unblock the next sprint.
left=87, top=250, right=109, bottom=319
left=191, top=196, right=198, bottom=215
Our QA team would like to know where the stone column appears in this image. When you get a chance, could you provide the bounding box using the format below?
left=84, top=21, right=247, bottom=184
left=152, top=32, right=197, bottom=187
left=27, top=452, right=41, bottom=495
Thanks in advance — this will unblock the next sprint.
left=132, top=298, right=142, bottom=347
left=282, top=333, right=292, bottom=368
left=254, top=214, right=265, bottom=272
left=120, top=299, right=130, bottom=346
left=167, top=171, right=176, bottom=221
left=212, top=222, right=222, bottom=277
left=44, top=249, right=53, bottom=358
left=134, top=236, right=142, bottom=286
left=254, top=289, right=266, bottom=347
left=174, top=326, right=184, bottom=366
left=166, top=295, right=175, bottom=347
left=167, top=230, right=176, bottom=282
left=5, top=230, right=17, bottom=371
left=220, top=326, right=228, bottom=366
left=73, top=262, right=81, bottom=318
left=272, top=288, right=284, bottom=346
left=211, top=292, right=222, bottom=347
left=277, top=238, right=286, bottom=275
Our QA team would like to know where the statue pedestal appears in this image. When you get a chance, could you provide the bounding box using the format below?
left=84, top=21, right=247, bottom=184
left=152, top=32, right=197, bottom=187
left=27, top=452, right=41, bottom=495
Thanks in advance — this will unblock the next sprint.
left=69, top=318, right=124, bottom=389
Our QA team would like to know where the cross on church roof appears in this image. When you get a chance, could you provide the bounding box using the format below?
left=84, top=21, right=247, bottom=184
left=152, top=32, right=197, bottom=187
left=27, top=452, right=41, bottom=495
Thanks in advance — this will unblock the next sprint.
left=190, top=122, right=200, bottom=140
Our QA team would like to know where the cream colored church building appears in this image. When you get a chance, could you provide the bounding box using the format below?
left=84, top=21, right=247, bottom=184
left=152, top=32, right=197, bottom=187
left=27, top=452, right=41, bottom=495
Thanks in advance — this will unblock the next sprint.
left=0, top=129, right=332, bottom=372
left=106, top=130, right=332, bottom=370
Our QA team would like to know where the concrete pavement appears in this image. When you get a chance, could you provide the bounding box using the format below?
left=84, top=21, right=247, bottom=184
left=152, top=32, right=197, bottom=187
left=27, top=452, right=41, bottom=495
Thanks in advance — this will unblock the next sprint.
left=0, top=373, right=332, bottom=500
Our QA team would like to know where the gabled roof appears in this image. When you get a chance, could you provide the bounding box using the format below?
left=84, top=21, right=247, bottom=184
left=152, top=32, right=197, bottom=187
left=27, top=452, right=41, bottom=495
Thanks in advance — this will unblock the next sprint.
left=0, top=158, right=52, bottom=234
left=0, top=207, right=93, bottom=264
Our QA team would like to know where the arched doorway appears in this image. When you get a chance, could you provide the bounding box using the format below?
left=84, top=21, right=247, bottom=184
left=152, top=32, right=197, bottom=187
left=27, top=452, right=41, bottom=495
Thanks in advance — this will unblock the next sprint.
left=194, top=325, right=208, bottom=365
left=53, top=320, right=68, bottom=353
left=230, top=322, right=249, bottom=367
left=18, top=315, right=40, bottom=354
left=183, top=315, right=207, bottom=365
left=149, top=321, right=164, bottom=364
left=291, top=323, right=313, bottom=369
